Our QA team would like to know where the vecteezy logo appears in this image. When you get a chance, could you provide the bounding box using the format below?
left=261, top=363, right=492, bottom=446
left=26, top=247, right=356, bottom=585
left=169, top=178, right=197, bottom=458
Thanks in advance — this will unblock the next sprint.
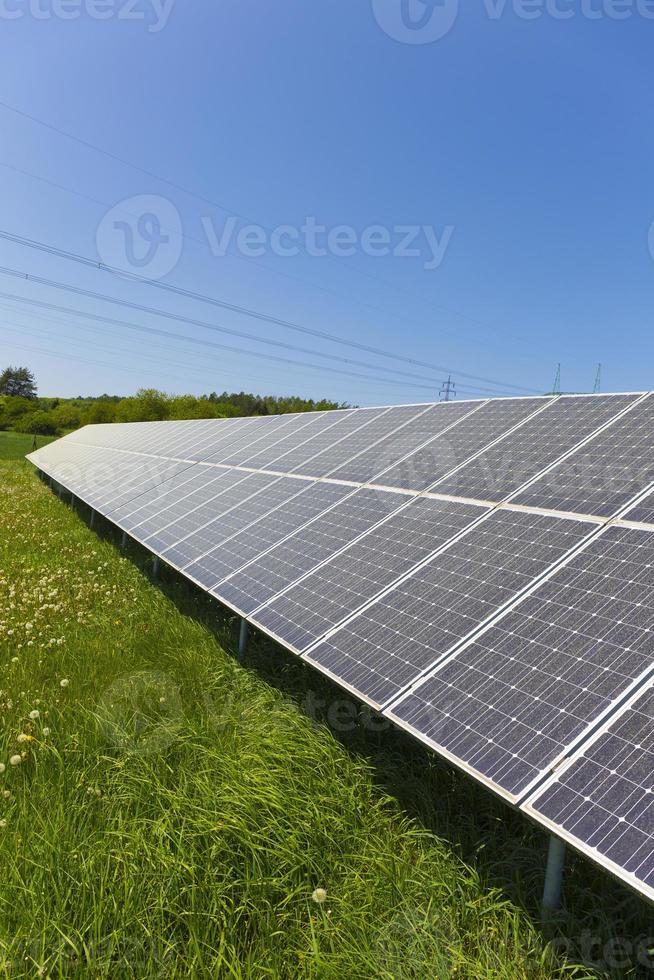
left=96, top=194, right=183, bottom=280
left=371, top=0, right=459, bottom=44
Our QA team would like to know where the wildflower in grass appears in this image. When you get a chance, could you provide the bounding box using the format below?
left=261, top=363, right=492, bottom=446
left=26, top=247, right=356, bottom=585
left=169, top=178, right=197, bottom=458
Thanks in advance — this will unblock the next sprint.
left=10, top=657, right=18, bottom=663
left=17, top=734, right=32, bottom=744
left=59, top=678, right=69, bottom=688
left=9, top=755, right=21, bottom=766
left=2, top=791, right=10, bottom=799
left=0, top=820, right=6, bottom=829
left=0, top=764, right=5, bottom=774
left=29, top=710, right=39, bottom=720
left=42, top=728, right=50, bottom=737
left=312, top=888, right=327, bottom=904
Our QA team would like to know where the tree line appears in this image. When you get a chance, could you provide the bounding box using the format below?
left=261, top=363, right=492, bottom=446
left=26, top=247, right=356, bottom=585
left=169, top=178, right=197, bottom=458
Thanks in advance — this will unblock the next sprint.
left=0, top=367, right=349, bottom=436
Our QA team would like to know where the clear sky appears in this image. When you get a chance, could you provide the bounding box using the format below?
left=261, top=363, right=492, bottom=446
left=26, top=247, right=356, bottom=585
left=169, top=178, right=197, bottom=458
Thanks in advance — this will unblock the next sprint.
left=0, top=0, right=652, bottom=406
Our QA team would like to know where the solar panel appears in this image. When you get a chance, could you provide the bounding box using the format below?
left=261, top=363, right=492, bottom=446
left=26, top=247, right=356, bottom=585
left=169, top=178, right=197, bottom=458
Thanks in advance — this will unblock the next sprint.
left=434, top=393, right=640, bottom=503
left=322, top=401, right=479, bottom=485
left=210, top=413, right=328, bottom=466
left=112, top=468, right=254, bottom=536
left=213, top=487, right=415, bottom=614
left=374, top=397, right=550, bottom=492
left=513, top=393, right=653, bottom=518
left=253, top=496, right=489, bottom=660
left=388, top=523, right=654, bottom=801
left=304, top=508, right=594, bottom=710
left=524, top=680, right=654, bottom=900
left=621, top=491, right=654, bottom=529
left=30, top=393, right=654, bottom=905
left=183, top=481, right=353, bottom=589
left=143, top=472, right=289, bottom=563
left=268, top=406, right=401, bottom=475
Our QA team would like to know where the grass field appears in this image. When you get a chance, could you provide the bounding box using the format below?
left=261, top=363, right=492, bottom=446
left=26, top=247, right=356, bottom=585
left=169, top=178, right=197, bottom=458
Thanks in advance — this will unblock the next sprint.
left=0, top=431, right=55, bottom=460
left=1, top=431, right=653, bottom=977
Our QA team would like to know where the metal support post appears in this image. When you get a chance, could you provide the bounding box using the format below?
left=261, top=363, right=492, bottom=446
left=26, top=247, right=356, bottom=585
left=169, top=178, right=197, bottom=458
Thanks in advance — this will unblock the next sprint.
left=238, top=619, right=249, bottom=660
left=152, top=556, right=161, bottom=579
left=121, top=531, right=127, bottom=549
left=542, top=836, right=566, bottom=913
left=89, top=509, right=96, bottom=529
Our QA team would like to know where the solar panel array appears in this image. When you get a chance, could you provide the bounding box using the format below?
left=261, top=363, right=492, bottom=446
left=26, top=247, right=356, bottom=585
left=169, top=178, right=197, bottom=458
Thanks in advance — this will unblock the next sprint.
left=29, top=390, right=654, bottom=902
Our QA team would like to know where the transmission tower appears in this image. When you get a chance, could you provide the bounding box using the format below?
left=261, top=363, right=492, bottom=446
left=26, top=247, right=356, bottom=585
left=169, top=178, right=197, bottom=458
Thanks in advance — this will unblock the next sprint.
left=552, top=363, right=561, bottom=395
left=593, top=363, right=602, bottom=394
left=439, top=375, right=456, bottom=402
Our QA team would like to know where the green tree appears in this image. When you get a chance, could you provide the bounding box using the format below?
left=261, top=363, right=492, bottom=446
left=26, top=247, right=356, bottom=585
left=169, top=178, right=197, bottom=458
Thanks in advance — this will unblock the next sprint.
left=14, top=410, right=58, bottom=436
left=0, top=366, right=37, bottom=399
left=114, top=389, right=170, bottom=423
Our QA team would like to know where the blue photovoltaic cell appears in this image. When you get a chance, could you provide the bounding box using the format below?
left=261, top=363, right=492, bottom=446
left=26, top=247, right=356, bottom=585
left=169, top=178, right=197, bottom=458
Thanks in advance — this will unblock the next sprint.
left=211, top=414, right=322, bottom=466
left=117, top=468, right=253, bottom=538
left=306, top=509, right=591, bottom=710
left=254, top=496, right=488, bottom=657
left=389, top=524, right=654, bottom=799
left=270, top=406, right=402, bottom=476
left=239, top=411, right=356, bottom=470
left=374, top=397, right=549, bottom=492
left=140, top=471, right=280, bottom=558
left=526, top=683, right=654, bottom=894
left=317, top=401, right=476, bottom=486
left=183, top=481, right=352, bottom=589
left=158, top=476, right=309, bottom=569
left=214, top=487, right=411, bottom=614
left=513, top=393, right=654, bottom=518
left=434, top=393, right=639, bottom=503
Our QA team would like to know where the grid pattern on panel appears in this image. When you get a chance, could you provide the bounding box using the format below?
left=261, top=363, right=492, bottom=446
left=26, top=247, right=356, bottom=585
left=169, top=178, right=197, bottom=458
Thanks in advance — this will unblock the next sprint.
left=142, top=471, right=277, bottom=558
left=330, top=402, right=481, bottom=483
left=513, top=394, right=654, bottom=518
left=622, top=494, right=654, bottom=528
left=435, top=394, right=639, bottom=503
left=158, top=476, right=306, bottom=568
left=211, top=414, right=319, bottom=466
left=375, top=398, right=549, bottom=493
left=271, top=407, right=397, bottom=476
left=214, top=488, right=411, bottom=614
left=306, top=510, right=592, bottom=710
left=183, top=418, right=262, bottom=462
left=254, top=497, right=487, bottom=659
left=120, top=469, right=251, bottom=539
left=389, top=524, right=654, bottom=799
left=183, top=482, right=352, bottom=589
left=43, top=446, right=194, bottom=515
left=91, top=459, right=196, bottom=513
left=105, top=467, right=231, bottom=529
left=239, top=412, right=352, bottom=470
left=157, top=419, right=250, bottom=462
left=527, top=685, right=654, bottom=892
left=287, top=405, right=431, bottom=480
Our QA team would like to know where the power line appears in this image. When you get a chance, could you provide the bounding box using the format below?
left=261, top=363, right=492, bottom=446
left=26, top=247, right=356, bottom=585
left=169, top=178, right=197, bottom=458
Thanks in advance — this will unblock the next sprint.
left=0, top=288, right=511, bottom=399
left=0, top=229, right=540, bottom=396
left=0, top=97, right=551, bottom=362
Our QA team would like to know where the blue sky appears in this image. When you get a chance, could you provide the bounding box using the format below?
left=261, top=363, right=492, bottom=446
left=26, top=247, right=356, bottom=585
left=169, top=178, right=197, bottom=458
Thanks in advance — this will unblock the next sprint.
left=0, top=0, right=653, bottom=405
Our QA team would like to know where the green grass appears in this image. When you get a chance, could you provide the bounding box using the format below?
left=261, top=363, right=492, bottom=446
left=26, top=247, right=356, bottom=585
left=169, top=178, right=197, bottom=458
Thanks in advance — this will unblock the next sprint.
left=0, top=430, right=55, bottom=460
left=0, top=434, right=652, bottom=977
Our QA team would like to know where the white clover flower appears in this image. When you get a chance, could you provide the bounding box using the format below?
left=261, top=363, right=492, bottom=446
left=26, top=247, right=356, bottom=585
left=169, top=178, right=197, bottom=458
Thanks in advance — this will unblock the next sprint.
left=2, top=791, right=9, bottom=799
left=29, top=710, right=39, bottom=720
left=17, top=734, right=29, bottom=744
left=0, top=763, right=5, bottom=774
left=9, top=755, right=21, bottom=767
left=312, top=888, right=327, bottom=904
left=10, top=657, right=18, bottom=664
left=42, top=728, right=50, bottom=737
left=0, top=820, right=7, bottom=829
left=59, top=679, right=69, bottom=688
